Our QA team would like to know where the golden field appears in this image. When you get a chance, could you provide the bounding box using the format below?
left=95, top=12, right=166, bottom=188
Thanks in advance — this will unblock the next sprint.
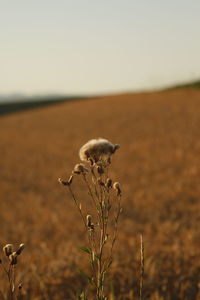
left=1, top=89, right=200, bottom=299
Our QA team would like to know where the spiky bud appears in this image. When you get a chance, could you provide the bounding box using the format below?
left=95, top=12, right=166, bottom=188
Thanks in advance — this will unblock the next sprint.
left=113, top=182, right=122, bottom=196
left=97, top=165, right=104, bottom=175
left=58, top=176, right=73, bottom=186
left=58, top=178, right=68, bottom=185
left=97, top=178, right=105, bottom=186
left=16, top=244, right=25, bottom=255
left=106, top=178, right=112, bottom=189
left=73, top=164, right=89, bottom=174
left=86, top=215, right=94, bottom=230
left=3, top=244, right=13, bottom=257
left=86, top=215, right=92, bottom=227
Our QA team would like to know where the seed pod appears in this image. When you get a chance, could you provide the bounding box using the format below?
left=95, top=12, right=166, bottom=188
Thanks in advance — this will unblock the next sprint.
left=16, top=244, right=25, bottom=255
left=106, top=178, right=112, bottom=189
left=97, top=178, right=105, bottom=186
left=86, top=215, right=92, bottom=227
left=86, top=215, right=94, bottom=230
left=113, top=182, right=122, bottom=196
left=3, top=244, right=13, bottom=257
left=58, top=178, right=69, bottom=186
left=73, top=164, right=89, bottom=174
left=97, top=165, right=104, bottom=175
left=9, top=252, right=18, bottom=265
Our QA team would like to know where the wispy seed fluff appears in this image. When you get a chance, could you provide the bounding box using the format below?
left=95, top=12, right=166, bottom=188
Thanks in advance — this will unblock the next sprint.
left=79, top=138, right=120, bottom=163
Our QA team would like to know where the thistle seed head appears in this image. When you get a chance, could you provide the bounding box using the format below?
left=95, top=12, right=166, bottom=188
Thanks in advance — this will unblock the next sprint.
left=3, top=244, right=13, bottom=257
left=97, top=178, right=105, bottom=186
left=58, top=178, right=68, bottom=186
left=79, top=138, right=120, bottom=163
left=86, top=215, right=92, bottom=227
left=73, top=163, right=89, bottom=174
left=9, top=252, right=18, bottom=265
left=16, top=244, right=25, bottom=255
left=113, top=182, right=122, bottom=196
left=58, top=176, right=73, bottom=186
left=97, top=165, right=104, bottom=175
left=106, top=178, right=112, bottom=189
left=86, top=215, right=94, bottom=230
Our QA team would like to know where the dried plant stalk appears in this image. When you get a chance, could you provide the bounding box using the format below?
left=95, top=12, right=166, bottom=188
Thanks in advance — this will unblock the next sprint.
left=140, top=235, right=144, bottom=300
left=0, top=244, right=25, bottom=300
left=59, top=138, right=122, bottom=300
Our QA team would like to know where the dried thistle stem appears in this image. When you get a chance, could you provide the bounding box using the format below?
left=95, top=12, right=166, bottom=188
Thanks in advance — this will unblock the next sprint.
left=140, top=234, right=144, bottom=300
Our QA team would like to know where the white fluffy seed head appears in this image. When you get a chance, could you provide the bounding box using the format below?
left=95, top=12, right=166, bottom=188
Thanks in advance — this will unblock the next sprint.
left=79, top=138, right=120, bottom=163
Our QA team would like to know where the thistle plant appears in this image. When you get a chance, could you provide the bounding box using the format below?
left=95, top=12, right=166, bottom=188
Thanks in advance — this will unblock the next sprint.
left=0, top=243, right=25, bottom=300
left=59, top=138, right=122, bottom=300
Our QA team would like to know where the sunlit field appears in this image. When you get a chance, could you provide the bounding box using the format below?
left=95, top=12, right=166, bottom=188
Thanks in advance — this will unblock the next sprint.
left=1, top=89, right=200, bottom=299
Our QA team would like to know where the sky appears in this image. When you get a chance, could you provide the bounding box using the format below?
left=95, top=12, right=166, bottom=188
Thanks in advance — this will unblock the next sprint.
left=1, top=0, right=200, bottom=95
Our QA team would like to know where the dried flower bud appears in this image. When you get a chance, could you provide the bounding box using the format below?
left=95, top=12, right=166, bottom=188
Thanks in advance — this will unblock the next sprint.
left=86, top=215, right=94, bottom=230
left=73, top=164, right=89, bottom=174
left=86, top=215, right=92, bottom=227
left=58, top=178, right=68, bottom=186
left=97, top=178, right=105, bottom=186
left=58, top=176, right=73, bottom=186
left=3, top=244, right=13, bottom=257
left=16, top=244, right=25, bottom=255
left=9, top=252, right=18, bottom=265
left=113, top=182, right=122, bottom=196
left=97, top=165, right=104, bottom=175
left=106, top=178, right=112, bottom=189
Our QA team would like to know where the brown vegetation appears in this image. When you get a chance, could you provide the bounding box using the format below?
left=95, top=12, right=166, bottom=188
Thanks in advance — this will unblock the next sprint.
left=0, top=89, right=200, bottom=299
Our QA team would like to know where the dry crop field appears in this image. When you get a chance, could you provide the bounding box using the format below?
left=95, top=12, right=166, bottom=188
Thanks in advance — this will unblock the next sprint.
left=0, top=89, right=200, bottom=299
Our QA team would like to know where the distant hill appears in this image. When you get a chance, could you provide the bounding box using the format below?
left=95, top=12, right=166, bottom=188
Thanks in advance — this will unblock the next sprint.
left=168, top=80, right=200, bottom=90
left=0, top=95, right=88, bottom=116
left=1, top=79, right=200, bottom=116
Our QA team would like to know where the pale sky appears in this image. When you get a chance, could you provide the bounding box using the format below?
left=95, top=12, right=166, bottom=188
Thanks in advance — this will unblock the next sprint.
left=1, top=0, right=200, bottom=95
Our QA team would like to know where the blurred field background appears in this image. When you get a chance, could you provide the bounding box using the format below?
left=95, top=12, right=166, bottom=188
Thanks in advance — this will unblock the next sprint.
left=1, top=87, right=200, bottom=299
